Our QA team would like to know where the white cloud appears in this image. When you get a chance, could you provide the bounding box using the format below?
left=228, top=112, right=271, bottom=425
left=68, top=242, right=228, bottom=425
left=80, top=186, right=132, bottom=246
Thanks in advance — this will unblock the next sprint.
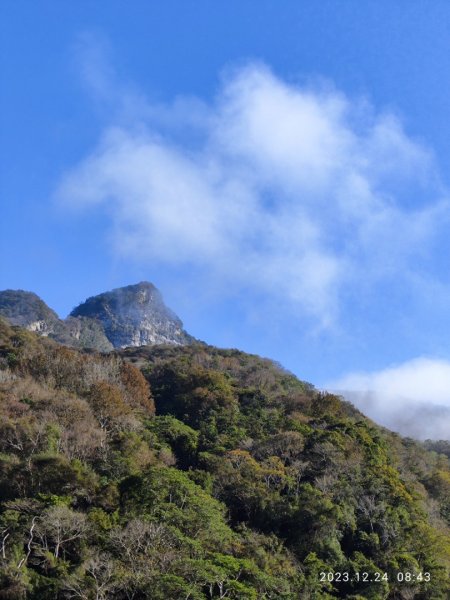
left=57, top=62, right=448, bottom=329
left=327, top=358, right=450, bottom=440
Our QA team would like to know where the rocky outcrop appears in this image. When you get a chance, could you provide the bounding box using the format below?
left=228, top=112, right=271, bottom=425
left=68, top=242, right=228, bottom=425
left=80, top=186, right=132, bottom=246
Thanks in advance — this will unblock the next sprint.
left=70, top=282, right=191, bottom=348
left=0, top=282, right=192, bottom=351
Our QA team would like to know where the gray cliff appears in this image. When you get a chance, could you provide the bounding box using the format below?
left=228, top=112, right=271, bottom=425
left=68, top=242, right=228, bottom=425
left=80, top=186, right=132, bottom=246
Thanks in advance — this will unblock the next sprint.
left=70, top=282, right=191, bottom=348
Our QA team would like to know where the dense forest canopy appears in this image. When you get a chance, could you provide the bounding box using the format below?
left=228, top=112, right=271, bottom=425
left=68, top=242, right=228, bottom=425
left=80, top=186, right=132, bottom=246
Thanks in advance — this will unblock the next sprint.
left=0, top=318, right=449, bottom=598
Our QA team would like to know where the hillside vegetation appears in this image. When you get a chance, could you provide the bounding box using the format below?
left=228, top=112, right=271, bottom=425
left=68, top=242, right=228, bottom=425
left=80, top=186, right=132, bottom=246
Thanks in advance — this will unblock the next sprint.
left=0, top=319, right=449, bottom=599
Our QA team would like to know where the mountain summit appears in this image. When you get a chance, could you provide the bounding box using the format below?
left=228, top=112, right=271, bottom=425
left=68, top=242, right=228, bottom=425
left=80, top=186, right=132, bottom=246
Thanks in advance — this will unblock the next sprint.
left=0, top=282, right=191, bottom=350
left=70, top=282, right=190, bottom=347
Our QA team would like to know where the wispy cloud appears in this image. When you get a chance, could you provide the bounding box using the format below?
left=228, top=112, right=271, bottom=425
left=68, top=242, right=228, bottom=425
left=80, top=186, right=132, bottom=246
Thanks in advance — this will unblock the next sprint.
left=57, top=60, right=448, bottom=330
left=327, top=358, right=450, bottom=440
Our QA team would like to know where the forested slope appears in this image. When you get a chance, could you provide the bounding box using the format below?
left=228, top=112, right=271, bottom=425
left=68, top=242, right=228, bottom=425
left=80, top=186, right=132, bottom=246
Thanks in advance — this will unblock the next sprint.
left=0, top=319, right=448, bottom=598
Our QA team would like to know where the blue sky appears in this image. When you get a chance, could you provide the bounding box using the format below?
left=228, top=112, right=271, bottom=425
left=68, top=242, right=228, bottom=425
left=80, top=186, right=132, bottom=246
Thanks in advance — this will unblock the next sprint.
left=2, top=1, right=450, bottom=438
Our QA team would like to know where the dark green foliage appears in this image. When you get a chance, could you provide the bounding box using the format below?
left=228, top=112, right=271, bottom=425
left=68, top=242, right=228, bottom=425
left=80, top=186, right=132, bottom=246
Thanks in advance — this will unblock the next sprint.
left=0, top=320, right=449, bottom=598
left=423, top=439, right=450, bottom=459
left=147, top=416, right=199, bottom=468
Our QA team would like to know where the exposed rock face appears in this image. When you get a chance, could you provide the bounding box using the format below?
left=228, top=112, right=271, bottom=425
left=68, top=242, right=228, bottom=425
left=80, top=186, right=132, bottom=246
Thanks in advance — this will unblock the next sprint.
left=0, top=282, right=191, bottom=351
left=70, top=282, right=191, bottom=348
left=57, top=316, right=114, bottom=352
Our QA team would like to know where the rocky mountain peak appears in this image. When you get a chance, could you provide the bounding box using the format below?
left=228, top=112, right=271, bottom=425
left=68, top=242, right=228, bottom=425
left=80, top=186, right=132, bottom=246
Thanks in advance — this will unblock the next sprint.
left=0, top=282, right=191, bottom=350
left=70, top=282, right=190, bottom=348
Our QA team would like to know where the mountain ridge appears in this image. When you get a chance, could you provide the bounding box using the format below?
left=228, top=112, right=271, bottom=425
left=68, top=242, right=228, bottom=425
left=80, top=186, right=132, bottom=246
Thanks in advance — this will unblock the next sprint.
left=0, top=282, right=191, bottom=351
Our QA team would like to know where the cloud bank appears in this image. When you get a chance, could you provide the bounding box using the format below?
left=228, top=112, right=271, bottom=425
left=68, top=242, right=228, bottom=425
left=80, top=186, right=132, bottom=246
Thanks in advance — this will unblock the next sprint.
left=327, top=358, right=450, bottom=440
left=57, top=63, right=447, bottom=329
